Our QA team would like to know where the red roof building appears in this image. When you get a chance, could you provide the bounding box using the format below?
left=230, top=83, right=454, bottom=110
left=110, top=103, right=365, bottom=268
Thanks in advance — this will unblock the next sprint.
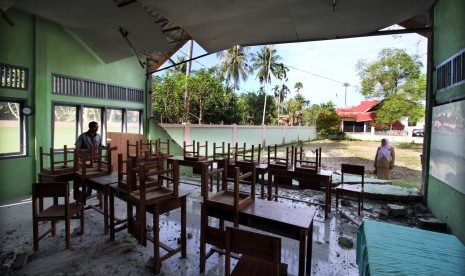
left=336, top=100, right=405, bottom=132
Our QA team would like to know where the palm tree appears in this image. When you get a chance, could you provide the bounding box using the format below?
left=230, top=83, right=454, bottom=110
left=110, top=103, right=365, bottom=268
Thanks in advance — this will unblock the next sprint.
left=217, top=45, right=251, bottom=93
left=275, top=63, right=289, bottom=123
left=294, top=82, right=303, bottom=94
left=251, top=45, right=283, bottom=125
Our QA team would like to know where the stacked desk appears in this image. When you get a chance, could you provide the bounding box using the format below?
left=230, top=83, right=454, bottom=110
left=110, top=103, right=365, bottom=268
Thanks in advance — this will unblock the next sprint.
left=357, top=220, right=465, bottom=276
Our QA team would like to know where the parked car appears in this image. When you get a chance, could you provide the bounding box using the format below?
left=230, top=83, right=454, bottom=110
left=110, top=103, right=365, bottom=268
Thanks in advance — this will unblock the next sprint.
left=412, top=128, right=424, bottom=137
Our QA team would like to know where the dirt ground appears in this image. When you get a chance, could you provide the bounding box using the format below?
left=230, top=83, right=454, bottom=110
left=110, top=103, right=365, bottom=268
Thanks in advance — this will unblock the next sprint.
left=295, top=139, right=423, bottom=189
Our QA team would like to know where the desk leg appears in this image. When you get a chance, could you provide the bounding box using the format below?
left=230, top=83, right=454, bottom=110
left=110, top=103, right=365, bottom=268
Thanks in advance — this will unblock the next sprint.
left=325, top=177, right=331, bottom=219
left=103, top=186, right=109, bottom=234
left=181, top=196, right=187, bottom=258
left=153, top=205, right=161, bottom=274
left=299, top=228, right=306, bottom=276
left=306, top=220, right=313, bottom=275
left=199, top=203, right=206, bottom=273
left=267, top=174, right=272, bottom=200
left=260, top=172, right=265, bottom=199
left=274, top=175, right=279, bottom=201
left=109, top=188, right=115, bottom=241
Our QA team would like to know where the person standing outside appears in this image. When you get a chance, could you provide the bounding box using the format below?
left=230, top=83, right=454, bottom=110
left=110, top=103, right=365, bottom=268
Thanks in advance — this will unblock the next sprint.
left=374, top=138, right=395, bottom=180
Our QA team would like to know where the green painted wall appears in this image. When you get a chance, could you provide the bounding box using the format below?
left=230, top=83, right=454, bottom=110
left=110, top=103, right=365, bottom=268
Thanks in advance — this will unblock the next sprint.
left=0, top=10, right=146, bottom=201
left=428, top=0, right=465, bottom=243
left=0, top=11, right=36, bottom=201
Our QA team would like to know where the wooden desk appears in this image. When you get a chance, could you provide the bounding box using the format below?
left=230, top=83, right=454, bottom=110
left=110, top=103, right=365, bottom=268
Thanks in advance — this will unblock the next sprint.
left=167, top=156, right=213, bottom=196
left=108, top=185, right=187, bottom=273
left=85, top=172, right=119, bottom=234
left=201, top=199, right=315, bottom=276
left=268, top=167, right=332, bottom=219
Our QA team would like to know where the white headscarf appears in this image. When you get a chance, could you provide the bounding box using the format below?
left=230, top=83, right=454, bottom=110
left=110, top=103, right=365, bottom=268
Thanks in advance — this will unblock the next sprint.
left=377, top=139, right=391, bottom=161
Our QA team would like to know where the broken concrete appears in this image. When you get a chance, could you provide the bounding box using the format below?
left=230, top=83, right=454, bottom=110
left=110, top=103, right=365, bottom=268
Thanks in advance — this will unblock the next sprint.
left=418, top=217, right=448, bottom=233
left=387, top=204, right=408, bottom=217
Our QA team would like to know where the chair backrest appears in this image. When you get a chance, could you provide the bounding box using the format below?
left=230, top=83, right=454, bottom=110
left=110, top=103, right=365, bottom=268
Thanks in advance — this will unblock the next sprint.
left=267, top=144, right=293, bottom=169
left=32, top=181, right=68, bottom=200
left=294, top=146, right=320, bottom=171
left=155, top=138, right=171, bottom=157
left=74, top=144, right=113, bottom=174
left=117, top=153, right=138, bottom=191
left=235, top=143, right=261, bottom=164
left=341, top=164, right=365, bottom=187
left=139, top=139, right=153, bottom=156
left=136, top=158, right=179, bottom=198
left=201, top=159, right=227, bottom=199
left=184, top=140, right=208, bottom=160
left=127, top=140, right=140, bottom=159
left=225, top=226, right=281, bottom=276
left=40, top=145, right=74, bottom=174
left=213, top=142, right=233, bottom=162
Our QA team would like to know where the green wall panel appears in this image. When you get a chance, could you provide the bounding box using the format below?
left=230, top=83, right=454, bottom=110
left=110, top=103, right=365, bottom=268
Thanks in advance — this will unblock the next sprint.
left=1, top=10, right=147, bottom=201
left=427, top=0, right=465, bottom=244
left=427, top=176, right=465, bottom=244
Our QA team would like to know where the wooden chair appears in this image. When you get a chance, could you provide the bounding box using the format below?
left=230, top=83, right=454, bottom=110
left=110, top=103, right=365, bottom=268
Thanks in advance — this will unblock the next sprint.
left=32, top=182, right=84, bottom=250
left=267, top=145, right=293, bottom=188
left=202, top=162, right=255, bottom=227
left=183, top=140, right=208, bottom=161
left=39, top=145, right=74, bottom=175
left=127, top=140, right=143, bottom=161
left=139, top=139, right=153, bottom=157
left=199, top=161, right=256, bottom=273
left=213, top=142, right=233, bottom=163
left=267, top=145, right=293, bottom=170
left=155, top=138, right=172, bottom=157
left=335, top=164, right=365, bottom=215
left=126, top=160, right=179, bottom=246
left=73, top=145, right=113, bottom=203
left=234, top=143, right=261, bottom=164
left=294, top=146, right=321, bottom=172
left=225, top=227, right=287, bottom=276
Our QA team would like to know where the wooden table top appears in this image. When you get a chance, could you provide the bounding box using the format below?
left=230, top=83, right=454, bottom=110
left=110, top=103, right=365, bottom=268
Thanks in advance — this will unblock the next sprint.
left=87, top=172, right=119, bottom=186
left=240, top=199, right=315, bottom=230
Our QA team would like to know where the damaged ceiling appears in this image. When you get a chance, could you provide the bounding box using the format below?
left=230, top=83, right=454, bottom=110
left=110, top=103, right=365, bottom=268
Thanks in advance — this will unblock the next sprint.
left=1, top=0, right=435, bottom=72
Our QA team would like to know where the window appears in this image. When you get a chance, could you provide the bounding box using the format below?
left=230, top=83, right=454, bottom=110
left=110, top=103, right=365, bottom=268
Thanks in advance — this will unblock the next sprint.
left=0, top=100, right=26, bottom=157
left=127, top=110, right=141, bottom=134
left=437, top=48, right=465, bottom=91
left=82, top=107, right=102, bottom=132
left=1, top=63, right=28, bottom=90
left=52, top=104, right=143, bottom=148
left=106, top=109, right=123, bottom=132
left=53, top=105, right=77, bottom=148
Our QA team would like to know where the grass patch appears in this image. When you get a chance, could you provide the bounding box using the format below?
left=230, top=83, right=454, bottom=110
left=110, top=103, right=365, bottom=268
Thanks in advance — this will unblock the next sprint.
left=396, top=141, right=423, bottom=150
left=392, top=180, right=421, bottom=190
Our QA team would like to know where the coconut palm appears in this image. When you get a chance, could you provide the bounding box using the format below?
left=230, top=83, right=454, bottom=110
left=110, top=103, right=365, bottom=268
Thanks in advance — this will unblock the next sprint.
left=217, top=45, right=251, bottom=92
left=294, top=82, right=303, bottom=94
left=251, top=45, right=283, bottom=125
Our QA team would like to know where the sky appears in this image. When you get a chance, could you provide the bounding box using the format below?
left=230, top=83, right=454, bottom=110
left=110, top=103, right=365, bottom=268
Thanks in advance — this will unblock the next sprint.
left=154, top=30, right=428, bottom=108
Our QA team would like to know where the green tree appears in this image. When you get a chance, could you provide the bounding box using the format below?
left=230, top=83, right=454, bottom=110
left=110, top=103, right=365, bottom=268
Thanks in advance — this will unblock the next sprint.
left=294, top=82, right=303, bottom=94
left=217, top=45, right=251, bottom=92
left=251, top=45, right=283, bottom=125
left=237, top=92, right=276, bottom=125
left=152, top=73, right=185, bottom=123
left=356, top=48, right=425, bottom=127
left=188, top=67, right=230, bottom=124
